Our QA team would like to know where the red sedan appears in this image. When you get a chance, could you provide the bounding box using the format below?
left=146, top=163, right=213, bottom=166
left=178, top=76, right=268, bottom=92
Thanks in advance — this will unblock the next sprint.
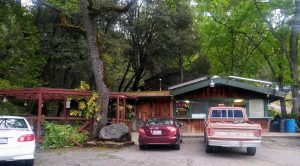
left=138, top=117, right=183, bottom=150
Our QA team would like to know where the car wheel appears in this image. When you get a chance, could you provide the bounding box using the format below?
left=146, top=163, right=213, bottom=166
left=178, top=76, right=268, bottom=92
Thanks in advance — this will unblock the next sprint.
left=205, top=140, right=212, bottom=153
left=24, top=159, right=34, bottom=166
left=174, top=142, right=180, bottom=150
left=247, top=147, right=256, bottom=156
left=139, top=145, right=146, bottom=150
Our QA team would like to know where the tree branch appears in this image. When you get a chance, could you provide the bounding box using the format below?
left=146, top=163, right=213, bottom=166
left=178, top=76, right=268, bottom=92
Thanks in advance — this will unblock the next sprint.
left=252, top=0, right=291, bottom=64
left=58, top=14, right=85, bottom=34
left=89, top=0, right=137, bottom=17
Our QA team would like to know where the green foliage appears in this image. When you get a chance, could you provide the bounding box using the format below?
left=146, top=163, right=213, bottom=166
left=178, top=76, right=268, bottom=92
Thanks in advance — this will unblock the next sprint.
left=0, top=0, right=45, bottom=88
left=0, top=102, right=28, bottom=116
left=268, top=109, right=281, bottom=118
left=70, top=81, right=101, bottom=121
left=46, top=0, right=78, bottom=13
left=42, top=121, right=89, bottom=149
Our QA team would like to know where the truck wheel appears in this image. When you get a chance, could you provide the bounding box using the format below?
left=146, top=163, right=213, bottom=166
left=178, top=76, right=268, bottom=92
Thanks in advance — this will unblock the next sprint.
left=205, top=141, right=212, bottom=153
left=247, top=147, right=256, bottom=156
left=139, top=145, right=146, bottom=150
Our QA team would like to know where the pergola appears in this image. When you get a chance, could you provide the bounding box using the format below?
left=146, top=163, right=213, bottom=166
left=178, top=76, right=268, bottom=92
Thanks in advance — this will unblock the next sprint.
left=0, top=88, right=137, bottom=142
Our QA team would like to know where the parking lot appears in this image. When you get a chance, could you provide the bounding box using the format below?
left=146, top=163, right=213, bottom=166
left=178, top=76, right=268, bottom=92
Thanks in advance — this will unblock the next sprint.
left=1, top=137, right=299, bottom=166
left=32, top=137, right=300, bottom=166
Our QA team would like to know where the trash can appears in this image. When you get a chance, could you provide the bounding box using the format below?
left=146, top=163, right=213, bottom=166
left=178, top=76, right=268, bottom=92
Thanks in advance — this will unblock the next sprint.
left=285, top=119, right=296, bottom=133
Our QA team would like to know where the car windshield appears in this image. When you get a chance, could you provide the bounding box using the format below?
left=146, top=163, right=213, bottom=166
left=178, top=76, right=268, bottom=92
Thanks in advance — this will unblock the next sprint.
left=0, top=118, right=28, bottom=129
left=146, top=118, right=173, bottom=126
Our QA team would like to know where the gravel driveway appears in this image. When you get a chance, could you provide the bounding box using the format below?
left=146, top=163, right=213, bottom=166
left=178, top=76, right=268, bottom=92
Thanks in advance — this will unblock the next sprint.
left=32, top=137, right=300, bottom=166
left=2, top=137, right=300, bottom=166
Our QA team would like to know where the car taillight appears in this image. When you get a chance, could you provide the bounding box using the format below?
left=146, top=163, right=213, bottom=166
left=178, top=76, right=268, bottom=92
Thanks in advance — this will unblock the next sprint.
left=254, top=129, right=262, bottom=137
left=139, top=128, right=146, bottom=136
left=207, top=128, right=212, bottom=136
left=167, top=126, right=177, bottom=135
left=18, top=134, right=35, bottom=142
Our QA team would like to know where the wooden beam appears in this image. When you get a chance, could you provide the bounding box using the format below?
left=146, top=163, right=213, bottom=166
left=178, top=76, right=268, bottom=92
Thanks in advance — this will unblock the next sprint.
left=37, top=92, right=43, bottom=143
left=122, top=97, right=126, bottom=123
left=116, top=97, right=120, bottom=123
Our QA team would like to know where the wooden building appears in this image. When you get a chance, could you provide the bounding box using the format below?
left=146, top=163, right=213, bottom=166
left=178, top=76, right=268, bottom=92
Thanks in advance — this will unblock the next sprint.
left=125, top=76, right=286, bottom=134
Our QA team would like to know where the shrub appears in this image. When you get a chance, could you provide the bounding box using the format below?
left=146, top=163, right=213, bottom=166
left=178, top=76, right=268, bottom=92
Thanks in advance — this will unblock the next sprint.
left=42, top=121, right=89, bottom=149
left=268, top=109, right=281, bottom=117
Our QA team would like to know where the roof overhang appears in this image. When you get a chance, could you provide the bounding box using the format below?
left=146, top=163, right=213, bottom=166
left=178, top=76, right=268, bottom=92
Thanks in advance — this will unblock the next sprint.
left=169, top=77, right=286, bottom=101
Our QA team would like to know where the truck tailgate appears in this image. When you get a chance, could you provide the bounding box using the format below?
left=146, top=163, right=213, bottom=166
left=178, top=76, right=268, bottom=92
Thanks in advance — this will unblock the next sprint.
left=207, top=122, right=262, bottom=140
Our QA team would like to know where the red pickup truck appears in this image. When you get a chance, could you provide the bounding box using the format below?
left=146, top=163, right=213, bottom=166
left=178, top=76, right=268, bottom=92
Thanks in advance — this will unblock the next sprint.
left=204, top=106, right=262, bottom=155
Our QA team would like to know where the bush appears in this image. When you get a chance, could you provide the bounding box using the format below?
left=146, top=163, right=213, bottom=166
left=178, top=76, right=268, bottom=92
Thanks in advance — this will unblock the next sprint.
left=42, top=121, right=89, bottom=149
left=268, top=109, right=281, bottom=117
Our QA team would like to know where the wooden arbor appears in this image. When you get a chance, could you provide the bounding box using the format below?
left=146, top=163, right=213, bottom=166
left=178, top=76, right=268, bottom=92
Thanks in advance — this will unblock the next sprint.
left=0, top=88, right=137, bottom=142
left=0, top=88, right=92, bottom=142
left=109, top=92, right=138, bottom=124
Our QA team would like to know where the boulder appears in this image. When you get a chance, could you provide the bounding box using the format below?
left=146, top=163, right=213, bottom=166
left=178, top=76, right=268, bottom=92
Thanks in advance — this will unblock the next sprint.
left=99, top=123, right=129, bottom=141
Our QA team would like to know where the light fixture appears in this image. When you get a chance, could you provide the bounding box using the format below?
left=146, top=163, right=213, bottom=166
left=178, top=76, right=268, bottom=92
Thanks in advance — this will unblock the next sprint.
left=275, top=85, right=279, bottom=91
left=233, top=99, right=244, bottom=103
left=66, top=99, right=71, bottom=108
left=3, top=97, right=8, bottom=103
left=159, top=78, right=162, bottom=91
left=24, top=101, right=28, bottom=107
left=210, top=79, right=215, bottom=88
left=184, top=100, right=190, bottom=104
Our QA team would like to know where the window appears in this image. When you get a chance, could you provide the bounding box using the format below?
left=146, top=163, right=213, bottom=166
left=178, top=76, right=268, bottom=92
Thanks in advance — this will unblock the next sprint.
left=228, top=110, right=233, bottom=117
left=211, top=109, right=243, bottom=118
left=176, top=101, right=189, bottom=118
left=0, top=118, right=28, bottom=129
left=234, top=110, right=243, bottom=117
left=146, top=118, right=173, bottom=126
left=190, top=101, right=206, bottom=119
left=211, top=110, right=222, bottom=118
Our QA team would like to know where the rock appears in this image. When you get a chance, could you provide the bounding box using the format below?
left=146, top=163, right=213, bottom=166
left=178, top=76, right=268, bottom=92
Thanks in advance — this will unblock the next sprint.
left=99, top=123, right=129, bottom=140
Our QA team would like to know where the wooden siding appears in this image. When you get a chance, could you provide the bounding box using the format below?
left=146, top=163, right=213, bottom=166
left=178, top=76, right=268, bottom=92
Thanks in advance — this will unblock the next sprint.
left=137, top=98, right=171, bottom=122
left=176, top=86, right=267, bottom=99
left=178, top=119, right=205, bottom=135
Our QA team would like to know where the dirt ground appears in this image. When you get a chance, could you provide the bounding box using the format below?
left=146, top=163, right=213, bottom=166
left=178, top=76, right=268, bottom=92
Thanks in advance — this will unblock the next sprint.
left=2, top=137, right=300, bottom=166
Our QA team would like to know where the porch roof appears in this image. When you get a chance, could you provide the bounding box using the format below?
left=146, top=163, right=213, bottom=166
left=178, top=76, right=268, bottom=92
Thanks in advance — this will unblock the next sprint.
left=169, top=76, right=286, bottom=101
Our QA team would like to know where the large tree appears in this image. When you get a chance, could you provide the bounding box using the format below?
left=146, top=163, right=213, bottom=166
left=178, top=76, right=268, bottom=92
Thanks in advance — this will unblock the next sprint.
left=118, top=0, right=200, bottom=91
left=0, top=0, right=44, bottom=88
left=39, top=0, right=136, bottom=138
left=196, top=0, right=297, bottom=115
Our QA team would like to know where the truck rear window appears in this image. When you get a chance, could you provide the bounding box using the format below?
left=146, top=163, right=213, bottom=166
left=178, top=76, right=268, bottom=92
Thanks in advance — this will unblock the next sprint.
left=211, top=110, right=243, bottom=118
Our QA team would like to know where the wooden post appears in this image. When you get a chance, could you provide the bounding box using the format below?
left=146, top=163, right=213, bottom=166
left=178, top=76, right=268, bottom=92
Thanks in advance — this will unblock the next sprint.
left=63, top=97, right=67, bottom=119
left=170, top=99, right=174, bottom=117
left=123, top=97, right=126, bottom=123
left=37, top=92, right=43, bottom=143
left=116, top=97, right=120, bottom=123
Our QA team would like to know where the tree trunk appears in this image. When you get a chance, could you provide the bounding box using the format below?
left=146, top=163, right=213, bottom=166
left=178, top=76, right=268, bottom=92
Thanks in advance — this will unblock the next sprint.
left=131, top=68, right=144, bottom=91
left=79, top=0, right=110, bottom=138
left=290, top=0, right=300, bottom=114
left=118, top=61, right=131, bottom=92
left=179, top=55, right=184, bottom=83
